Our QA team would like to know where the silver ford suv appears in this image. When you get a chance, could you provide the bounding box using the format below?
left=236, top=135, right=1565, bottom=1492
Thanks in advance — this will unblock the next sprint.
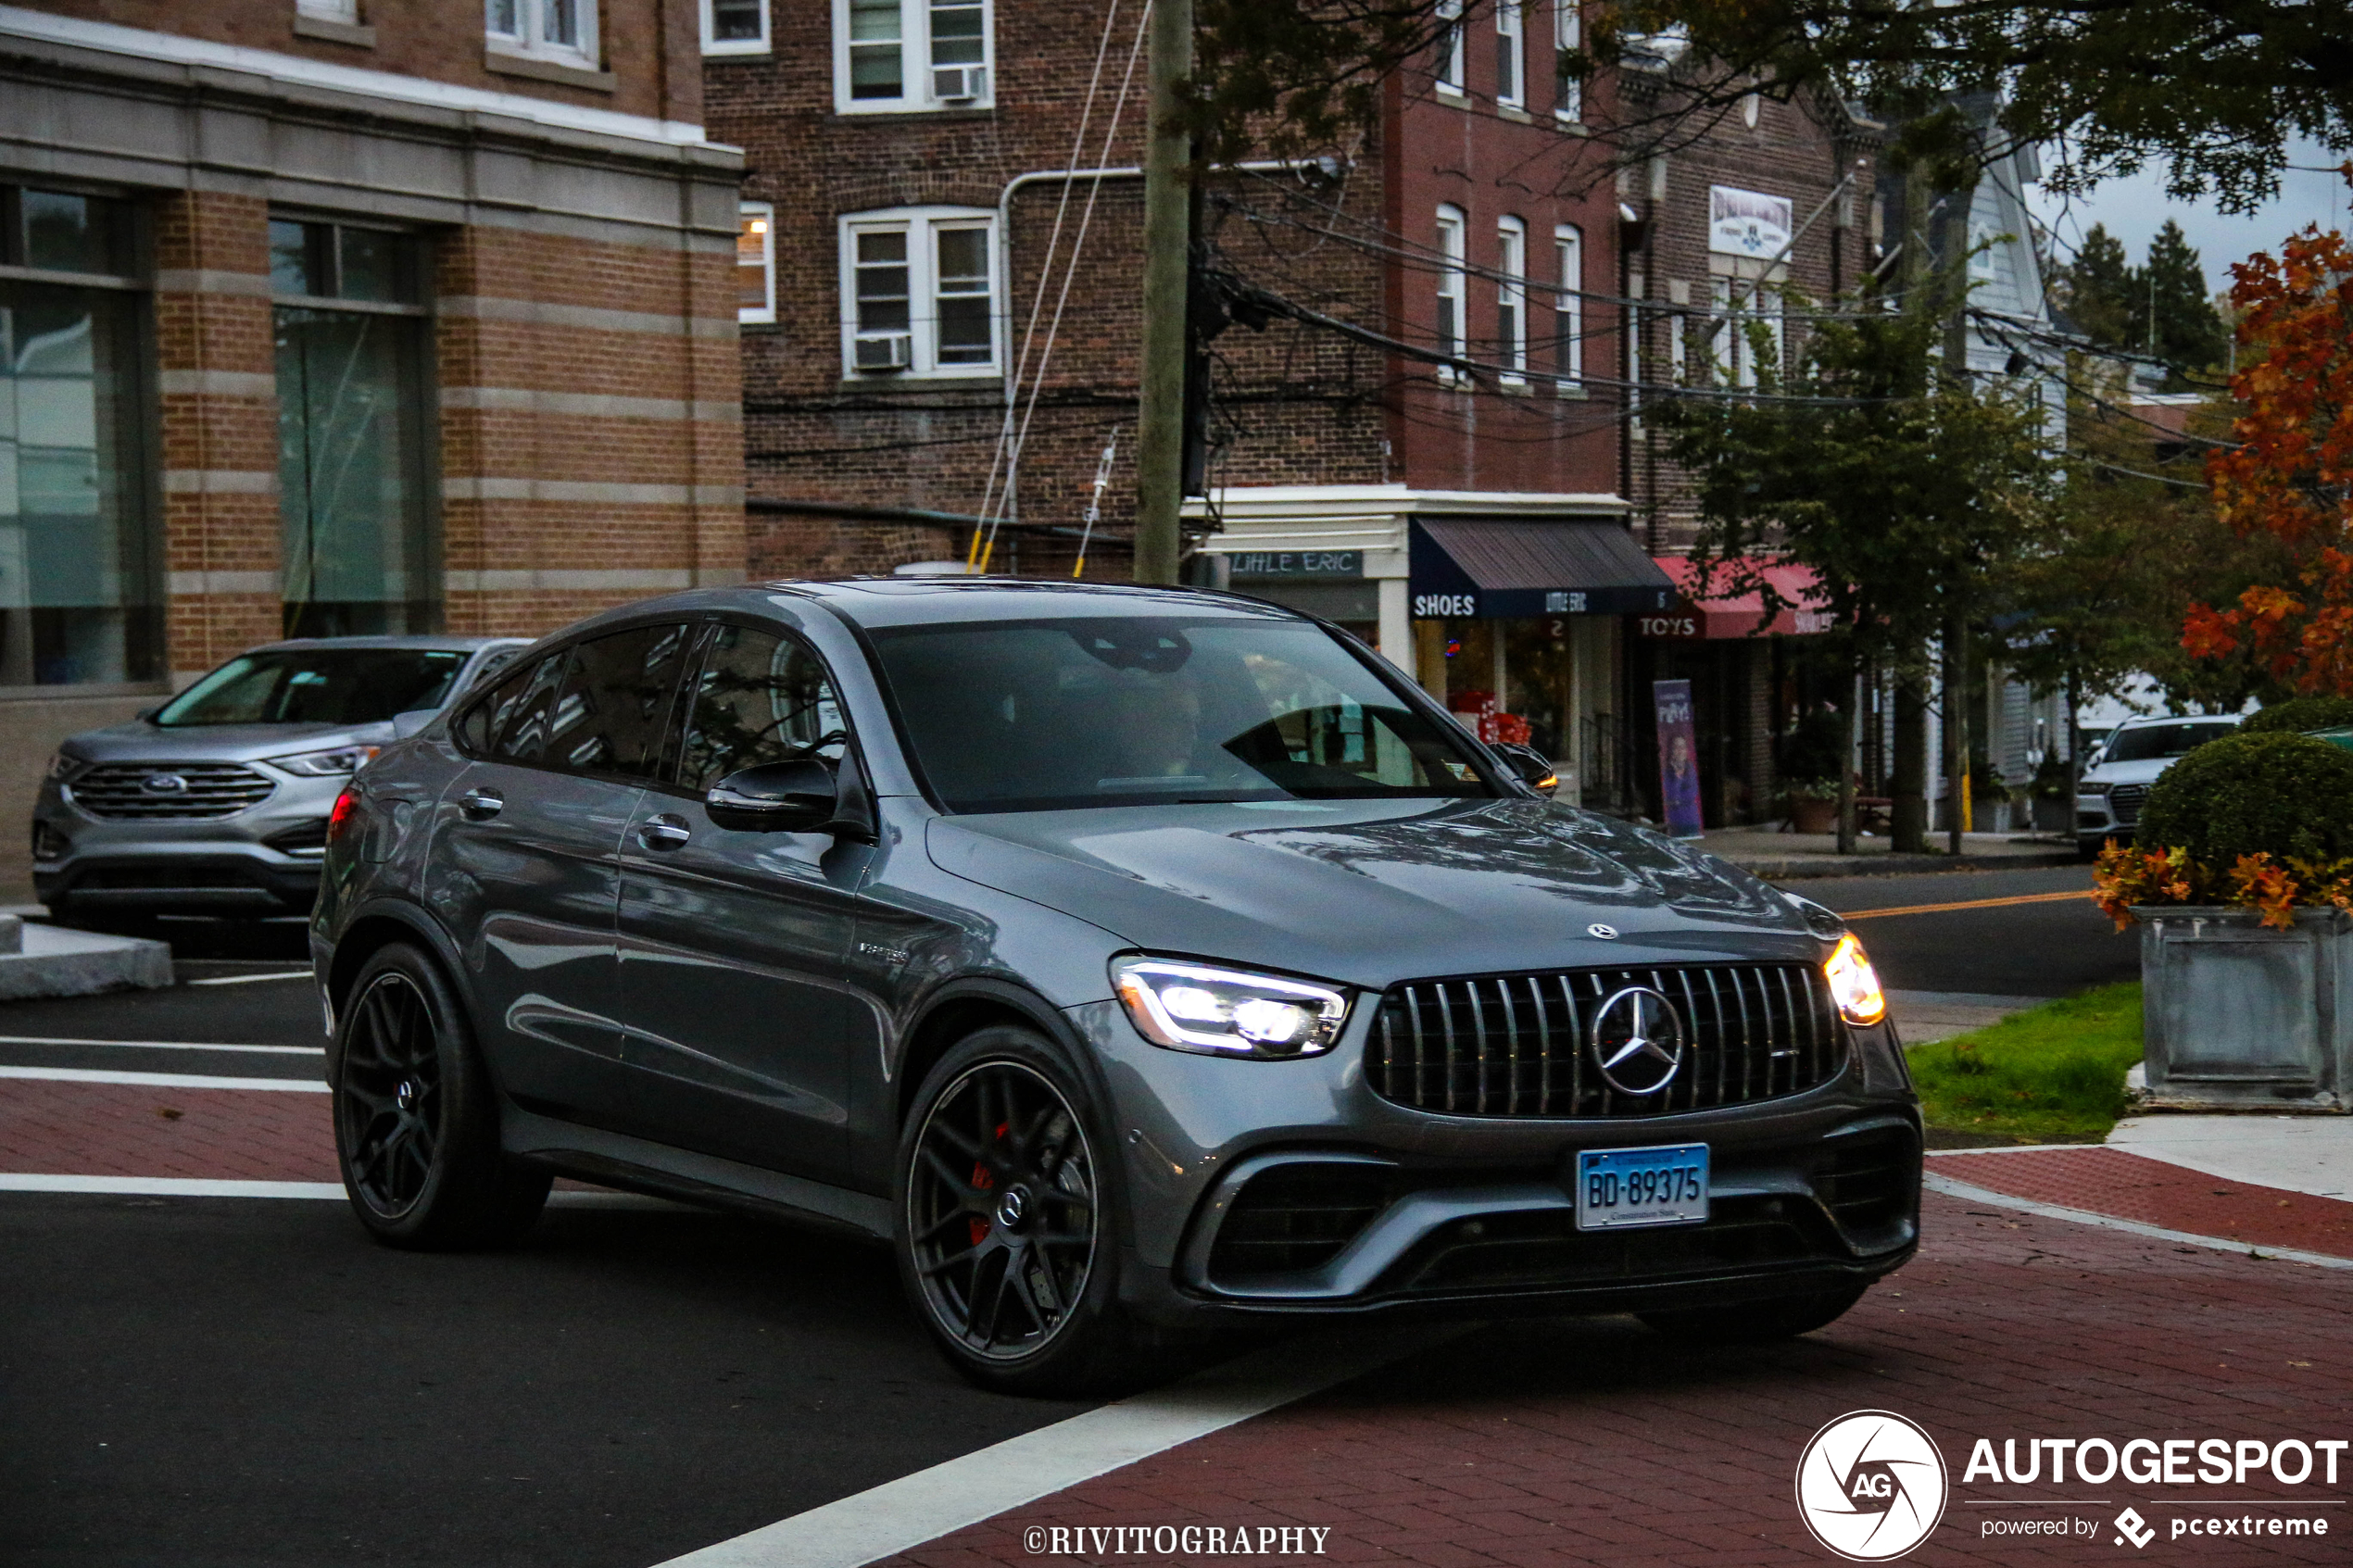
left=35, top=636, right=525, bottom=920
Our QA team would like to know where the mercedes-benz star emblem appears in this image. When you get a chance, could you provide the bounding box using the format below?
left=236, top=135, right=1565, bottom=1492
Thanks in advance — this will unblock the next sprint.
left=142, top=773, right=189, bottom=794
left=1586, top=922, right=1618, bottom=940
left=1590, top=985, right=1685, bottom=1096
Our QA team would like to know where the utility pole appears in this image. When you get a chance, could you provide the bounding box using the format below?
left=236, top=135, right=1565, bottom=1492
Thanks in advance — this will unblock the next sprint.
left=1942, top=166, right=1975, bottom=859
left=1888, top=161, right=1933, bottom=856
left=1132, top=0, right=1192, bottom=586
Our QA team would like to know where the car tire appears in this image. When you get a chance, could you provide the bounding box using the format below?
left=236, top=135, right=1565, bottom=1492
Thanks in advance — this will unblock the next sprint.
left=331, top=942, right=550, bottom=1250
left=1638, top=1282, right=1870, bottom=1343
left=894, top=1026, right=1140, bottom=1398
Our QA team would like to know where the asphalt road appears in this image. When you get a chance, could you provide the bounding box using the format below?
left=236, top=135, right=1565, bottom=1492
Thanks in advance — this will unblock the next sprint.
left=0, top=869, right=2130, bottom=1566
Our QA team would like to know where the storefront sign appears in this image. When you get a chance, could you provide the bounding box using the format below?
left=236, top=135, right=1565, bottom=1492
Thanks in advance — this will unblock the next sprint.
left=1636, top=612, right=1703, bottom=639
left=1709, top=185, right=1793, bottom=258
left=1227, top=550, right=1361, bottom=578
left=1653, top=679, right=1705, bottom=839
left=1413, top=592, right=1479, bottom=618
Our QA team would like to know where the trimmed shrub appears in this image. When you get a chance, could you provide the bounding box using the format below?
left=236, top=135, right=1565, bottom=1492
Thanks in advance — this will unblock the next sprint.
left=2134, top=731, right=2353, bottom=868
left=2240, top=696, right=2353, bottom=734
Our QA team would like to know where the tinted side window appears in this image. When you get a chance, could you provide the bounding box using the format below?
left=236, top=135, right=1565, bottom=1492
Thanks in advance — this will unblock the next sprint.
left=678, top=624, right=847, bottom=794
left=486, top=652, right=567, bottom=764
left=550, top=623, right=695, bottom=780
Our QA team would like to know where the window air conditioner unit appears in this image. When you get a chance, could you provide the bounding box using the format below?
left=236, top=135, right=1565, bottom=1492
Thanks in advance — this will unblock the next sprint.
left=932, top=65, right=986, bottom=103
left=855, top=332, right=913, bottom=372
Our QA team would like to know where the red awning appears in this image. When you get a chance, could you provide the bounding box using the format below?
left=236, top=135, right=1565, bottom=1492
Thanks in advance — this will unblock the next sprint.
left=1643, top=557, right=1833, bottom=638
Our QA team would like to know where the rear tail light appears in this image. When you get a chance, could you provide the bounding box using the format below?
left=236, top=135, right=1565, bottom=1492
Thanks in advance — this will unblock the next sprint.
left=327, top=786, right=359, bottom=842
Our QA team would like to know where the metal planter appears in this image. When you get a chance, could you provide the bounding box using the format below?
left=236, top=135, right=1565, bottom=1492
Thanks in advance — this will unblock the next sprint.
left=2134, top=906, right=2350, bottom=1111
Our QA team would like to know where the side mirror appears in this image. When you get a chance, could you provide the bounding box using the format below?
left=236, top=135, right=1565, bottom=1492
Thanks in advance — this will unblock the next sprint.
left=391, top=709, right=436, bottom=740
left=136, top=706, right=160, bottom=723
left=1491, top=741, right=1559, bottom=796
left=706, top=759, right=839, bottom=833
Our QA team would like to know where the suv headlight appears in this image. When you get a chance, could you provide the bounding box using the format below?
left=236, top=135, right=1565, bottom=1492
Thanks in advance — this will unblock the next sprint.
left=1112, top=957, right=1350, bottom=1059
left=44, top=751, right=79, bottom=781
left=1824, top=933, right=1887, bottom=1026
left=2077, top=781, right=2112, bottom=797
left=265, top=745, right=381, bottom=778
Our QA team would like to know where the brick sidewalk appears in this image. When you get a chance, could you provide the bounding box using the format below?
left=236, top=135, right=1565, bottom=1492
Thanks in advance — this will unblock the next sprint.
left=1932, top=1147, right=2353, bottom=1261
left=0, top=1079, right=336, bottom=1181
left=884, top=1193, right=2352, bottom=1568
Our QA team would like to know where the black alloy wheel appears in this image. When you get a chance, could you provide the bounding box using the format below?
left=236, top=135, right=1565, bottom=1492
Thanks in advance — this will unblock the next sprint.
left=338, top=968, right=443, bottom=1219
left=907, top=1059, right=1100, bottom=1361
left=331, top=942, right=549, bottom=1249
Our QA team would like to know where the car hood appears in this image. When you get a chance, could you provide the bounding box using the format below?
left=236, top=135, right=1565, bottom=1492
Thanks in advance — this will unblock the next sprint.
left=925, top=797, right=1821, bottom=988
left=60, top=720, right=393, bottom=763
left=2082, top=756, right=2178, bottom=787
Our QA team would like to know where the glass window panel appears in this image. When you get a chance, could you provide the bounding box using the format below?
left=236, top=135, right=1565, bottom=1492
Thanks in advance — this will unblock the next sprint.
left=0, top=280, right=160, bottom=686
left=542, top=0, right=581, bottom=47
left=156, top=647, right=469, bottom=727
left=934, top=224, right=991, bottom=363
left=269, top=220, right=317, bottom=297
left=678, top=624, right=847, bottom=793
left=711, top=0, right=765, bottom=42
left=549, top=623, right=695, bottom=779
left=849, top=0, right=905, bottom=97
left=276, top=307, right=434, bottom=637
left=854, top=229, right=912, bottom=333
left=485, top=0, right=522, bottom=40
left=487, top=652, right=568, bottom=764
left=929, top=0, right=985, bottom=67
left=737, top=207, right=773, bottom=317
left=334, top=227, right=409, bottom=304
left=23, top=192, right=104, bottom=275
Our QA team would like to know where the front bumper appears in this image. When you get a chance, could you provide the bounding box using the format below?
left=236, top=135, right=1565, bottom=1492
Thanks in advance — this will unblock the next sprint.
left=32, top=775, right=338, bottom=916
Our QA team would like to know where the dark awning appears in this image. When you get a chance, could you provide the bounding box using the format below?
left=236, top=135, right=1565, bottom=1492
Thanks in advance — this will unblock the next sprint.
left=1409, top=518, right=1677, bottom=620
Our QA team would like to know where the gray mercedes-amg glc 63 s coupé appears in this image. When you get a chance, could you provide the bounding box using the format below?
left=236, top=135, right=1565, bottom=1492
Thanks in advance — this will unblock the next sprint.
left=311, top=579, right=1920, bottom=1394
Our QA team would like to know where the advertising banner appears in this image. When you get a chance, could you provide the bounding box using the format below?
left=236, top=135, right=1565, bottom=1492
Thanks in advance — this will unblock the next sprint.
left=1653, top=677, right=1705, bottom=838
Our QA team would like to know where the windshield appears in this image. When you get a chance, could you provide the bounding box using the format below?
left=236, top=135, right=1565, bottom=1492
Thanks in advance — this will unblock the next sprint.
left=2102, top=721, right=2236, bottom=763
left=155, top=647, right=471, bottom=728
left=869, top=614, right=1496, bottom=812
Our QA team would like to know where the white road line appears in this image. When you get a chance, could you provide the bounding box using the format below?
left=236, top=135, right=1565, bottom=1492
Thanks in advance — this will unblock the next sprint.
left=649, top=1323, right=1470, bottom=1568
left=1922, top=1173, right=2353, bottom=1272
left=0, top=1065, right=325, bottom=1092
left=186, top=971, right=313, bottom=986
left=0, top=1034, right=321, bottom=1056
left=0, top=1173, right=684, bottom=1209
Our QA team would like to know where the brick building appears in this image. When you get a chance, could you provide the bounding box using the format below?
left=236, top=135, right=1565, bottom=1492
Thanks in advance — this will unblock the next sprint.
left=0, top=0, right=744, bottom=897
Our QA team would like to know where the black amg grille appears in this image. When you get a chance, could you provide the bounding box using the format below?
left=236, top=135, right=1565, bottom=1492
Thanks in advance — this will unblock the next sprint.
left=1818, top=1130, right=1917, bottom=1234
left=1207, top=1163, right=1396, bottom=1281
left=68, top=762, right=277, bottom=820
left=1366, top=963, right=1845, bottom=1118
left=1384, top=1200, right=1818, bottom=1294
left=2108, top=783, right=2147, bottom=826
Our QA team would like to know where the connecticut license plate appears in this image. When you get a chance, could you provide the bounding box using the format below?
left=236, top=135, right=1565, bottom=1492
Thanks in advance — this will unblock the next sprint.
left=1573, top=1144, right=1710, bottom=1232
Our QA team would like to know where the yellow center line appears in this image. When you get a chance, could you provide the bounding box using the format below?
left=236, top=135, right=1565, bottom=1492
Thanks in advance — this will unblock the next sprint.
left=1841, top=888, right=2097, bottom=921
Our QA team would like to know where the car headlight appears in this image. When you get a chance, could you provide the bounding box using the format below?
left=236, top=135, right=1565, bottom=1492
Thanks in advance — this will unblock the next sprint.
left=2077, top=781, right=2112, bottom=797
left=1112, top=957, right=1350, bottom=1059
left=265, top=745, right=381, bottom=778
left=1823, top=933, right=1887, bottom=1026
left=44, top=751, right=80, bottom=781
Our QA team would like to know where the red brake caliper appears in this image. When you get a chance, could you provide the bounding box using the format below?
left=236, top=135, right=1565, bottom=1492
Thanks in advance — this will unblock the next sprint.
left=968, top=1120, right=1008, bottom=1247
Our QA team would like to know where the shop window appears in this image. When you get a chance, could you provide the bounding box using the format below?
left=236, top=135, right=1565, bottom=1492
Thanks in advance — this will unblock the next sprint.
left=1554, top=1, right=1583, bottom=123
left=738, top=203, right=775, bottom=324
left=836, top=0, right=994, bottom=113
left=1553, top=224, right=1583, bottom=390
left=1433, top=0, right=1466, bottom=95
left=1494, top=0, right=1524, bottom=108
left=1496, top=216, right=1528, bottom=384
left=703, top=0, right=768, bottom=54
left=839, top=208, right=996, bottom=378
left=271, top=218, right=435, bottom=638
left=1434, top=205, right=1466, bottom=383
left=0, top=185, right=162, bottom=689
left=484, top=0, right=597, bottom=69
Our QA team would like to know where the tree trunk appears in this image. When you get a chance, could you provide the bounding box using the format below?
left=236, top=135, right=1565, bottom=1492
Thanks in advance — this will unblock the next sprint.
left=1836, top=655, right=1859, bottom=855
left=1946, top=615, right=1969, bottom=856
left=2066, top=671, right=2084, bottom=854
left=1892, top=664, right=1929, bottom=853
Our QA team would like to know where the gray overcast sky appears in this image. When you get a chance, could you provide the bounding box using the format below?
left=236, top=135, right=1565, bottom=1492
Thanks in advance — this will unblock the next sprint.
left=2026, top=139, right=2351, bottom=295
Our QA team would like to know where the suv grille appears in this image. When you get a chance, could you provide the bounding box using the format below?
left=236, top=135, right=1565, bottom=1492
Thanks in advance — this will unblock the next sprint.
left=1207, top=1163, right=1397, bottom=1282
left=2108, top=783, right=2147, bottom=826
left=68, top=762, right=278, bottom=820
left=1367, top=962, right=1844, bottom=1118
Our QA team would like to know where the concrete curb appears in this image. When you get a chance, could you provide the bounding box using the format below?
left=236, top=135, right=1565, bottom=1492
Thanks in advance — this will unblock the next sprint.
left=1727, top=849, right=2082, bottom=881
left=0, top=921, right=172, bottom=1000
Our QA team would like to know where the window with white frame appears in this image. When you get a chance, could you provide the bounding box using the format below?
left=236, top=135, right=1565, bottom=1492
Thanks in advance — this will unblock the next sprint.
left=1496, top=217, right=1528, bottom=383
left=298, top=0, right=360, bottom=23
left=1434, top=0, right=1466, bottom=95
left=704, top=0, right=769, bottom=54
left=738, top=204, right=775, bottom=324
left=1553, top=224, right=1583, bottom=389
left=484, top=0, right=597, bottom=67
left=1709, top=275, right=1786, bottom=389
left=1434, top=206, right=1466, bottom=381
left=836, top=0, right=993, bottom=112
left=840, top=208, right=997, bottom=377
left=1495, top=1, right=1525, bottom=108
left=1554, top=1, right=1582, bottom=122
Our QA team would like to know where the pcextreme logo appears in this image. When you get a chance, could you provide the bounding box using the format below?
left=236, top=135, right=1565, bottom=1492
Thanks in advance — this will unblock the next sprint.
left=1795, top=1411, right=1952, bottom=1561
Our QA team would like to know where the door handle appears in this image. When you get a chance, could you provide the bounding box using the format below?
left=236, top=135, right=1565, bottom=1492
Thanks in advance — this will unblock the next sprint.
left=459, top=788, right=504, bottom=821
left=637, top=813, right=691, bottom=851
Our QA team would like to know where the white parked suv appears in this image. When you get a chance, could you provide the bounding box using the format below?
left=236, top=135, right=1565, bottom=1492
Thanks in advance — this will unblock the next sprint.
left=2074, top=713, right=2244, bottom=857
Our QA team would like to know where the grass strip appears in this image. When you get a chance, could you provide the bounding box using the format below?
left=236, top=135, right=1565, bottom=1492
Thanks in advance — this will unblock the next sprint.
left=1908, top=982, right=2144, bottom=1145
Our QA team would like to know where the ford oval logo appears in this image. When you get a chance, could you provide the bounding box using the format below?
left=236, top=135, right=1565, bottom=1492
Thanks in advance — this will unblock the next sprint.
left=142, top=772, right=190, bottom=795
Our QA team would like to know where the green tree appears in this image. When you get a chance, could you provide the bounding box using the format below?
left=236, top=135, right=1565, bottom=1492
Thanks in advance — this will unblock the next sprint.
left=2141, top=220, right=2231, bottom=382
left=2052, top=224, right=2136, bottom=348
